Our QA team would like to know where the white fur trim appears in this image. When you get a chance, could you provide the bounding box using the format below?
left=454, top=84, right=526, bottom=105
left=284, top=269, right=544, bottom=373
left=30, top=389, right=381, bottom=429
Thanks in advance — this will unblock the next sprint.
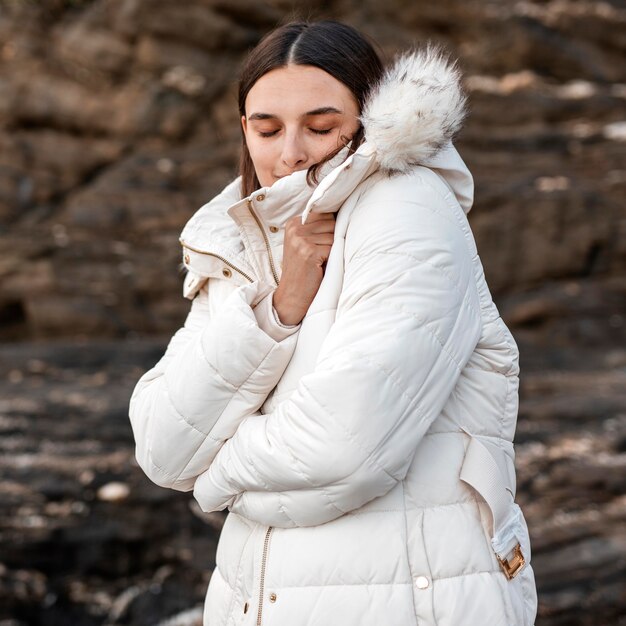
left=360, top=44, right=467, bottom=173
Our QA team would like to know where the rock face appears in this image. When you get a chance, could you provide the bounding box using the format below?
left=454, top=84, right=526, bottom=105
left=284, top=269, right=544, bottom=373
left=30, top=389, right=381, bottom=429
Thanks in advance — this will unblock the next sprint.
left=0, top=1, right=624, bottom=625
left=0, top=0, right=624, bottom=343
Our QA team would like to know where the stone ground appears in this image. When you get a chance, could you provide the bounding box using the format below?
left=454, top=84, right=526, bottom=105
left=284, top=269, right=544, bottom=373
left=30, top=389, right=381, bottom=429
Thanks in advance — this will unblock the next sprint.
left=0, top=330, right=624, bottom=625
left=0, top=339, right=218, bottom=626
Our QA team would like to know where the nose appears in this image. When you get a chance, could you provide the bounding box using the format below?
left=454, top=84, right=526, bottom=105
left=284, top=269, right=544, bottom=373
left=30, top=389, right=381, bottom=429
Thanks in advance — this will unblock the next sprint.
left=280, top=130, right=308, bottom=170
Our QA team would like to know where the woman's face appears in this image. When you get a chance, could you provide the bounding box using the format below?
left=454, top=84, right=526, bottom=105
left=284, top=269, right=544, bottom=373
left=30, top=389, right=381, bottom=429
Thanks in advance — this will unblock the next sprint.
left=241, top=64, right=361, bottom=188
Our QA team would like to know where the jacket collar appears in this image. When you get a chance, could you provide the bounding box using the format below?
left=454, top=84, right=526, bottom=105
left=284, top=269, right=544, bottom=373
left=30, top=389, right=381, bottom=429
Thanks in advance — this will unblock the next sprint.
left=225, top=143, right=354, bottom=226
left=178, top=145, right=357, bottom=273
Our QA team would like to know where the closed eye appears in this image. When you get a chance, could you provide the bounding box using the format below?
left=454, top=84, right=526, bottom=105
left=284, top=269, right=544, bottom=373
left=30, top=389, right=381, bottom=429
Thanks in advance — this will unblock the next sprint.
left=257, top=128, right=334, bottom=138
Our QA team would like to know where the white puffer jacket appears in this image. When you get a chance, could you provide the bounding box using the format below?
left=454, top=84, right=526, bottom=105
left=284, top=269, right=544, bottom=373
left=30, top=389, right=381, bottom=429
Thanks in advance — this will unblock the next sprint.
left=129, top=48, right=538, bottom=626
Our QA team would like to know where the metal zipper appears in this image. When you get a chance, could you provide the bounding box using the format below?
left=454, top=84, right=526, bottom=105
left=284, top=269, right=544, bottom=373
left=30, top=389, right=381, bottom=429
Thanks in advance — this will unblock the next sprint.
left=256, top=526, right=273, bottom=626
left=247, top=200, right=280, bottom=286
left=179, top=238, right=254, bottom=283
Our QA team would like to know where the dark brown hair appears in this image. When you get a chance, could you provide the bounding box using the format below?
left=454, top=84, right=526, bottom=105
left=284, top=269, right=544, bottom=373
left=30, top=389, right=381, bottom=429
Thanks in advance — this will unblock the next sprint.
left=238, top=20, right=384, bottom=198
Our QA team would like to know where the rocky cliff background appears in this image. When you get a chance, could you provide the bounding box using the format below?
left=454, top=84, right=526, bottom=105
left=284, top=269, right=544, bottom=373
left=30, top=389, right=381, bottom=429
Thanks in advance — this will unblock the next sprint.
left=0, top=0, right=625, bottom=624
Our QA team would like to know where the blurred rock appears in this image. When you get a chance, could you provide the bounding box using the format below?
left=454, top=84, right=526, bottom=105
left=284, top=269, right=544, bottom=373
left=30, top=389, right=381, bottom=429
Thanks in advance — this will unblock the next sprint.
left=156, top=607, right=203, bottom=626
left=0, top=341, right=218, bottom=625
left=52, top=21, right=134, bottom=78
left=112, top=0, right=253, bottom=51
left=96, top=482, right=131, bottom=502
left=0, top=0, right=623, bottom=343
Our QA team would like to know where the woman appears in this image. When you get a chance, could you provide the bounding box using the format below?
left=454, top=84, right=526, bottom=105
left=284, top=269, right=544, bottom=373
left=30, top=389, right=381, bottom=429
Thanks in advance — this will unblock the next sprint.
left=129, top=20, right=538, bottom=626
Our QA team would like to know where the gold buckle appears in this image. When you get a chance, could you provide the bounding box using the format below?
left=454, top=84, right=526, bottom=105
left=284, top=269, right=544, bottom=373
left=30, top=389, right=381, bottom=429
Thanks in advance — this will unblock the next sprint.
left=497, top=542, right=525, bottom=580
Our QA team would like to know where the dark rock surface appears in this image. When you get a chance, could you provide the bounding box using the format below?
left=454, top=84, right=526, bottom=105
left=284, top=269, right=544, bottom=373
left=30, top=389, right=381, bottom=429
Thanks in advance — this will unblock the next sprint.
left=0, top=340, right=222, bottom=626
left=1, top=338, right=624, bottom=625
left=1, top=0, right=625, bottom=624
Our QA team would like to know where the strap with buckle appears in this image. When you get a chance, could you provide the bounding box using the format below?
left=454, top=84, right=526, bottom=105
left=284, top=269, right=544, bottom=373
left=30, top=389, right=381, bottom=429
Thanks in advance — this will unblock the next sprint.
left=497, top=542, right=526, bottom=580
left=459, top=430, right=527, bottom=580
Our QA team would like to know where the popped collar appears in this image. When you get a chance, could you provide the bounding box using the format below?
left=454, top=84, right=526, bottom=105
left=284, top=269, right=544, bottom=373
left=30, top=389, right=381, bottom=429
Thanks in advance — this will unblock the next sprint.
left=179, top=138, right=473, bottom=298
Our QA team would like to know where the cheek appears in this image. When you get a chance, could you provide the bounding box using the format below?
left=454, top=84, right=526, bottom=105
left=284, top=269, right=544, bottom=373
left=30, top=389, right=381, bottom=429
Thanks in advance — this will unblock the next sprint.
left=247, top=136, right=275, bottom=172
left=339, top=116, right=360, bottom=142
left=309, top=132, right=346, bottom=160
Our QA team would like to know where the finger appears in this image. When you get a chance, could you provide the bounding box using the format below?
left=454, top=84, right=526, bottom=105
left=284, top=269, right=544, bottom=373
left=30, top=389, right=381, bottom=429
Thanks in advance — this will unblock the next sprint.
left=315, top=244, right=333, bottom=262
left=303, top=220, right=336, bottom=234
left=302, top=211, right=335, bottom=223
left=305, top=233, right=335, bottom=246
left=285, top=214, right=333, bottom=235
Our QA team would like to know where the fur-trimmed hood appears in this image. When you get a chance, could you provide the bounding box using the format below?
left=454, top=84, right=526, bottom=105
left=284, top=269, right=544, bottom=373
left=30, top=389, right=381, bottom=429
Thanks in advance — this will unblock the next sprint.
left=302, top=45, right=474, bottom=221
left=361, top=44, right=467, bottom=174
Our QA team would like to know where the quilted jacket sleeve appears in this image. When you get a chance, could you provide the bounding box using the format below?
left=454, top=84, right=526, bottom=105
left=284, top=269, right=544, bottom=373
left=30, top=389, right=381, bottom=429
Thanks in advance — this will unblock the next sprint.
left=192, top=174, right=483, bottom=526
left=128, top=279, right=300, bottom=492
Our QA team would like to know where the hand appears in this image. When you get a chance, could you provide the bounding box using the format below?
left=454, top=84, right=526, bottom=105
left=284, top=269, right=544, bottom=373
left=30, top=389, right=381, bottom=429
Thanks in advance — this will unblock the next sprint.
left=272, top=212, right=335, bottom=326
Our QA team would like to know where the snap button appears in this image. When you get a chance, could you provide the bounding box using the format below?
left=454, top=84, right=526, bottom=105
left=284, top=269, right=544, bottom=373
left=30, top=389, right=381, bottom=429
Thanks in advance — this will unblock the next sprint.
left=183, top=254, right=190, bottom=264
left=415, top=576, right=430, bottom=589
left=269, top=592, right=277, bottom=602
left=222, top=268, right=232, bottom=278
left=243, top=601, right=249, bottom=614
left=256, top=193, right=266, bottom=201
left=269, top=225, right=279, bottom=233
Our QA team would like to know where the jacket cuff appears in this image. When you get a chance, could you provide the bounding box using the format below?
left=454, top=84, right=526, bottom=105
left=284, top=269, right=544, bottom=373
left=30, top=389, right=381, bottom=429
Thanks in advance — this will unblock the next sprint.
left=253, top=290, right=301, bottom=342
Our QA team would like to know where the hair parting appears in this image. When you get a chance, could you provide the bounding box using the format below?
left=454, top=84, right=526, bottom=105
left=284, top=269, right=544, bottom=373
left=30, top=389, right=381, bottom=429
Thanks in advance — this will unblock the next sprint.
left=237, top=20, right=384, bottom=198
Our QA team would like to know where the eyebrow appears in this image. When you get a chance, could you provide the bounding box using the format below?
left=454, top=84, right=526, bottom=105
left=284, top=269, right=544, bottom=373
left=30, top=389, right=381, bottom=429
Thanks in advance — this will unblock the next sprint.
left=248, top=106, right=343, bottom=121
